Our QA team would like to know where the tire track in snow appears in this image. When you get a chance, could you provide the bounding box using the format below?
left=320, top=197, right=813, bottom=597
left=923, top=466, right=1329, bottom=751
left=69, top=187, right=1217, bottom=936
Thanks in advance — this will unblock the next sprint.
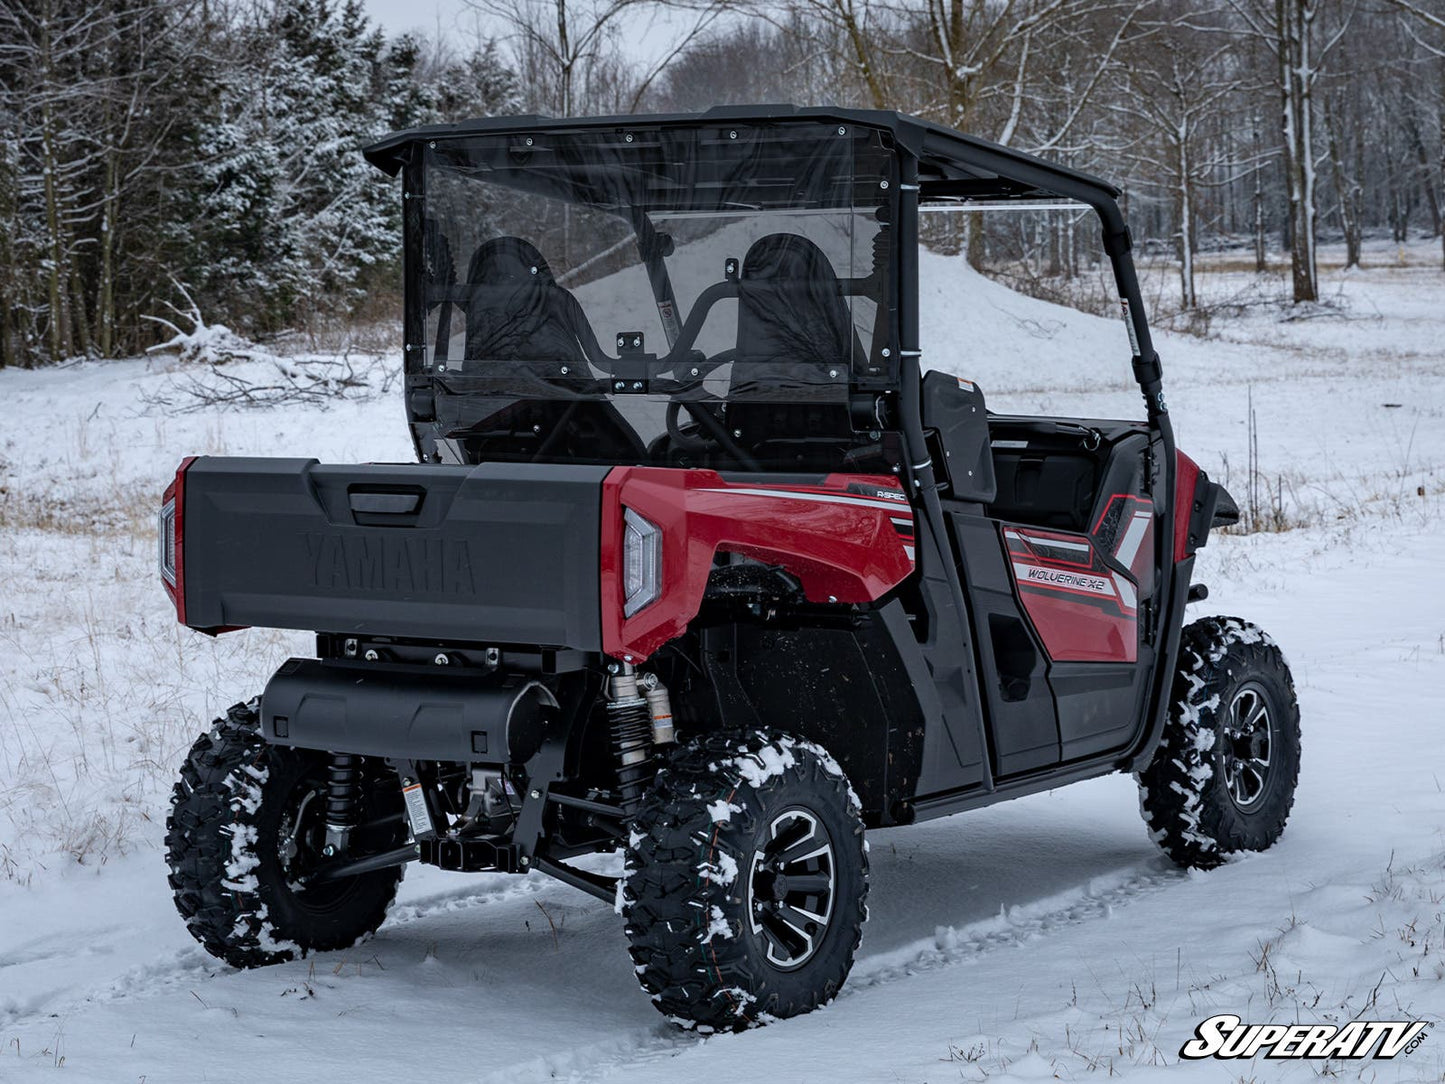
left=510, top=857, right=1188, bottom=1084
left=0, top=874, right=544, bottom=1032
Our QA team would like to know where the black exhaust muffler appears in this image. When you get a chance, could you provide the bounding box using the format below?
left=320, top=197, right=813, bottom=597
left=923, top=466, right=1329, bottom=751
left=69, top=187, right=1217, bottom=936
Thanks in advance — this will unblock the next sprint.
left=260, top=657, right=556, bottom=764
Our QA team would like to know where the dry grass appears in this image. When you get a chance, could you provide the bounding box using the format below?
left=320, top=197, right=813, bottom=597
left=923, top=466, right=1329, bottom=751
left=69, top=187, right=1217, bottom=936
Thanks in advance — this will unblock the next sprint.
left=0, top=504, right=307, bottom=879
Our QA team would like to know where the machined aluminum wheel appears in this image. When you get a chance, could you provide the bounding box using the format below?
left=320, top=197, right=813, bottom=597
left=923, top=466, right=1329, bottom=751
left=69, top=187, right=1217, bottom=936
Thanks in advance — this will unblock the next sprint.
left=1221, top=682, right=1273, bottom=812
left=746, top=809, right=837, bottom=970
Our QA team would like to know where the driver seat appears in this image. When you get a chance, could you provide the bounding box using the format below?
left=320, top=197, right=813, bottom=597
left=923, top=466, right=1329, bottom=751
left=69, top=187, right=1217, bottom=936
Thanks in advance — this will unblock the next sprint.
left=733, top=233, right=862, bottom=381
left=726, top=234, right=860, bottom=464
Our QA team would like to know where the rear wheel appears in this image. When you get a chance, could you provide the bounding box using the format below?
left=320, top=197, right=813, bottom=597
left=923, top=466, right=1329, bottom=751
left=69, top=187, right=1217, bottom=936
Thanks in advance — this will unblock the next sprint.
left=621, top=731, right=867, bottom=1031
left=166, top=702, right=407, bottom=968
left=1136, top=616, right=1301, bottom=870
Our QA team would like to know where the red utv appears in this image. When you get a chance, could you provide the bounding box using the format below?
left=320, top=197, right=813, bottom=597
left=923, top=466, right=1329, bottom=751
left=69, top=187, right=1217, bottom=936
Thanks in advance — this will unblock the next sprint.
left=161, top=107, right=1299, bottom=1030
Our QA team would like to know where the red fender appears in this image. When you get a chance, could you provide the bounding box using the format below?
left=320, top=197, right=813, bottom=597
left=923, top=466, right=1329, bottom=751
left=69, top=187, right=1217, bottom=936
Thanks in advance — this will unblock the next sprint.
left=600, top=467, right=916, bottom=660
left=1174, top=450, right=1201, bottom=562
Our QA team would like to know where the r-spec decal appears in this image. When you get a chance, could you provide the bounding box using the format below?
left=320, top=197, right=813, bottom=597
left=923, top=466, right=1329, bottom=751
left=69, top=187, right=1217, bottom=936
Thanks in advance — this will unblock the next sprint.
left=304, top=532, right=477, bottom=595
left=848, top=484, right=910, bottom=503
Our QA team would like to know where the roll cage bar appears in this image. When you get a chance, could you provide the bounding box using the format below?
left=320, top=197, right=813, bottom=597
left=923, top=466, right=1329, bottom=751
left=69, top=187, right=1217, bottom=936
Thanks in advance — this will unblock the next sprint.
left=366, top=106, right=1181, bottom=791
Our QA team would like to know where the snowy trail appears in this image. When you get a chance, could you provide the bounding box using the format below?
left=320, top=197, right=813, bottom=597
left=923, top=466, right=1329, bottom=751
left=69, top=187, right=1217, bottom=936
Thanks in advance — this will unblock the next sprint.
left=0, top=787, right=1189, bottom=1081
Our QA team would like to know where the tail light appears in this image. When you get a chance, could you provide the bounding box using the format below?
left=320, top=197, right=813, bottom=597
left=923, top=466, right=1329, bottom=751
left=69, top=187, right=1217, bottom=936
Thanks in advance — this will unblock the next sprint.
left=159, top=456, right=197, bottom=623
left=621, top=507, right=663, bottom=616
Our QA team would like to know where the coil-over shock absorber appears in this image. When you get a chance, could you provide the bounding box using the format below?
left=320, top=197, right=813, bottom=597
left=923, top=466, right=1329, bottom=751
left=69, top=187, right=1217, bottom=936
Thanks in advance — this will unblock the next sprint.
left=608, top=662, right=677, bottom=813
left=607, top=664, right=654, bottom=813
left=323, top=753, right=361, bottom=855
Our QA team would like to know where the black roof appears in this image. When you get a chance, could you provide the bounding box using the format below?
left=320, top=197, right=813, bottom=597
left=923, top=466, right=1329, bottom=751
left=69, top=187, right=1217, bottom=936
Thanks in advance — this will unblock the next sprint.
left=363, top=105, right=1122, bottom=210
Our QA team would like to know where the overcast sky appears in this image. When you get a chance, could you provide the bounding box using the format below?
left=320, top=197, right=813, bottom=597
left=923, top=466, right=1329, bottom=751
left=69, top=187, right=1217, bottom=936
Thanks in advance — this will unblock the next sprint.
left=360, top=0, right=715, bottom=72
left=363, top=0, right=474, bottom=38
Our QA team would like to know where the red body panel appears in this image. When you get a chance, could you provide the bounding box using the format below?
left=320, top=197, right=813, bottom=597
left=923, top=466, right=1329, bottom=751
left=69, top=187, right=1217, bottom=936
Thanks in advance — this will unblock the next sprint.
left=600, top=468, right=916, bottom=660
left=1002, top=523, right=1141, bottom=663
left=1173, top=450, right=1201, bottom=562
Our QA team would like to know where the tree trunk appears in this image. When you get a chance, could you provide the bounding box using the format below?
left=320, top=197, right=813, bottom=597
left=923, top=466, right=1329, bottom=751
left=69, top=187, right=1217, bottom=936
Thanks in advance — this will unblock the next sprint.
left=555, top=0, right=572, bottom=116
left=1324, top=98, right=1361, bottom=269
left=836, top=0, right=886, bottom=110
left=1252, top=117, right=1267, bottom=272
left=98, top=147, right=118, bottom=358
left=69, top=258, right=92, bottom=358
left=1403, top=109, right=1441, bottom=241
left=0, top=268, right=10, bottom=369
left=1277, top=0, right=1319, bottom=302
left=38, top=1, right=72, bottom=362
left=1176, top=135, right=1197, bottom=310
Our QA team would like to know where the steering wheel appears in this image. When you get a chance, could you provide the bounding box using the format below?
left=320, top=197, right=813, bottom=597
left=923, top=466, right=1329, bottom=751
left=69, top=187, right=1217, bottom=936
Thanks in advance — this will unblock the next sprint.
left=664, top=400, right=760, bottom=470
left=665, top=400, right=710, bottom=451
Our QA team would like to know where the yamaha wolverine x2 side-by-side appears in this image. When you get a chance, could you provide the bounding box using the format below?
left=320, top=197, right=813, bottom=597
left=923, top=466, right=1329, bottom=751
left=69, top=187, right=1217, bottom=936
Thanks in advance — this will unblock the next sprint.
left=161, top=107, right=1300, bottom=1030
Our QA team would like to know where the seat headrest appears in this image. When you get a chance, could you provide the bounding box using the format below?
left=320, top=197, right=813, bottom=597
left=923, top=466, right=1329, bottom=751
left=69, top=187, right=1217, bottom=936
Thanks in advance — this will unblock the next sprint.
left=741, top=233, right=841, bottom=286
left=467, top=236, right=556, bottom=286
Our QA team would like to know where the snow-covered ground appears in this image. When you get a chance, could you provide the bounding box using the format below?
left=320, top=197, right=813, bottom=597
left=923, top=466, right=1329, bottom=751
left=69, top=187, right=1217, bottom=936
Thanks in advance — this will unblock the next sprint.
left=1, top=245, right=1442, bottom=1081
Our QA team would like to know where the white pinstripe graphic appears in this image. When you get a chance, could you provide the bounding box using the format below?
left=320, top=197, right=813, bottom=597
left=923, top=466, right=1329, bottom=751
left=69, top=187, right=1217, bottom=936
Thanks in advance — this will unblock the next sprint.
left=701, top=487, right=914, bottom=517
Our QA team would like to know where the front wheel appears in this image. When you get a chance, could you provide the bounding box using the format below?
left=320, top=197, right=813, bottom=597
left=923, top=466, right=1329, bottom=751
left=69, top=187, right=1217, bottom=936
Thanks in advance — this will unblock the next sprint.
left=621, top=731, right=868, bottom=1031
left=165, top=702, right=407, bottom=968
left=1136, top=616, right=1301, bottom=870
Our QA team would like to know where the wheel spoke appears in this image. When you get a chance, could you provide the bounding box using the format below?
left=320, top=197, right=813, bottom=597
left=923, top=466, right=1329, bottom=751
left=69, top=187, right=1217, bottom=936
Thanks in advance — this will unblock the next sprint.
left=776, top=901, right=826, bottom=930
left=769, top=821, right=825, bottom=868
left=1243, top=699, right=1268, bottom=732
left=757, top=911, right=801, bottom=962
left=1241, top=762, right=1267, bottom=799
left=759, top=906, right=811, bottom=961
left=777, top=841, right=830, bottom=869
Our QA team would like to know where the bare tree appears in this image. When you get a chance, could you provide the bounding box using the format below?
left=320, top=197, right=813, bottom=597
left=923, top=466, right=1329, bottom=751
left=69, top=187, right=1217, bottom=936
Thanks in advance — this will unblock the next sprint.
left=1385, top=0, right=1445, bottom=269
left=469, top=0, right=724, bottom=115
left=1111, top=15, right=1245, bottom=308
left=1229, top=0, right=1352, bottom=301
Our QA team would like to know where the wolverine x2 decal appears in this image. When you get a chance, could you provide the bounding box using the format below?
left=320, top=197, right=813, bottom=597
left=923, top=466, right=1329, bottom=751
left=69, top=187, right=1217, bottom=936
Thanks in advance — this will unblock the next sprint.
left=1002, top=496, right=1154, bottom=663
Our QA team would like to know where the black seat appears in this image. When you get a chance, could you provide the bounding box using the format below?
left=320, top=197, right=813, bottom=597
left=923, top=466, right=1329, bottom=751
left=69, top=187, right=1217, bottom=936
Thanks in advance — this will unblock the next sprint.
left=724, top=234, right=861, bottom=465
left=733, top=233, right=862, bottom=386
left=458, top=236, right=643, bottom=463
left=463, top=236, right=589, bottom=368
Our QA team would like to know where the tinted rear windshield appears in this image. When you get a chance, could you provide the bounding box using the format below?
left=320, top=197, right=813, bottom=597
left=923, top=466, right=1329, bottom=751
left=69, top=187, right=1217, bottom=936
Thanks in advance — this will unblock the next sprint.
left=407, top=123, right=899, bottom=470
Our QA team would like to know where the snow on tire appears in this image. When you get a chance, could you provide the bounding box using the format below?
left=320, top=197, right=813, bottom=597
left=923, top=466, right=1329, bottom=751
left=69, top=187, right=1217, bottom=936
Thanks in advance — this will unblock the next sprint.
left=1136, top=616, right=1301, bottom=870
left=165, top=701, right=405, bottom=968
left=620, top=731, right=868, bottom=1031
